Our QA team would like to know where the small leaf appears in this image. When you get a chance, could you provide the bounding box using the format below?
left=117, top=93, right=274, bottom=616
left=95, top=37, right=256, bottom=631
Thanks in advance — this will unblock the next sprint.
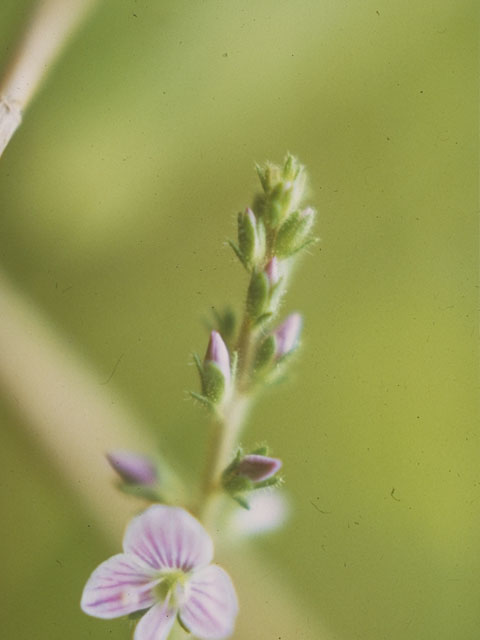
left=212, top=307, right=236, bottom=343
left=254, top=334, right=276, bottom=370
left=192, top=352, right=203, bottom=378
left=238, top=210, right=257, bottom=267
left=233, top=494, right=250, bottom=510
left=228, top=239, right=248, bottom=269
left=251, top=445, right=269, bottom=456
left=189, top=390, right=214, bottom=410
left=202, top=361, right=226, bottom=403
left=254, top=312, right=273, bottom=328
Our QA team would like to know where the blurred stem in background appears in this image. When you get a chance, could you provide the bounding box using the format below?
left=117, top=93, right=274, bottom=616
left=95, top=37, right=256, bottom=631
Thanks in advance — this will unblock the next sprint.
left=0, top=0, right=97, bottom=156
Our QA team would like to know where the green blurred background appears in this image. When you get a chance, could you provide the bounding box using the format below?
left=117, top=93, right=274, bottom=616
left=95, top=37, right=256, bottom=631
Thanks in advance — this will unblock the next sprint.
left=0, top=0, right=478, bottom=638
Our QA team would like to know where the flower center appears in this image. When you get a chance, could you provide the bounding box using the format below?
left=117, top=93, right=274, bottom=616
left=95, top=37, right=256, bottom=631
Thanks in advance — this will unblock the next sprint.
left=154, top=570, right=187, bottom=608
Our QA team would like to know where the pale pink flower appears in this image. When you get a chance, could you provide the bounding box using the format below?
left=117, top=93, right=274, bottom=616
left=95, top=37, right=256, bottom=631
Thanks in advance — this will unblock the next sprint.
left=81, top=505, right=238, bottom=640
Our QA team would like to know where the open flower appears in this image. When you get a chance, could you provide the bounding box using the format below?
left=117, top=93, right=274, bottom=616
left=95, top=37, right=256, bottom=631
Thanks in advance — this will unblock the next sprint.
left=81, top=505, right=238, bottom=640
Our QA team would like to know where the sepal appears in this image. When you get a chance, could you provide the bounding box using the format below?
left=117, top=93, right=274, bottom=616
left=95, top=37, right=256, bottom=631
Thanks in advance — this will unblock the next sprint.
left=254, top=334, right=276, bottom=371
left=211, top=306, right=236, bottom=346
left=275, top=207, right=316, bottom=257
left=246, top=269, right=269, bottom=319
left=236, top=208, right=265, bottom=269
left=246, top=259, right=285, bottom=321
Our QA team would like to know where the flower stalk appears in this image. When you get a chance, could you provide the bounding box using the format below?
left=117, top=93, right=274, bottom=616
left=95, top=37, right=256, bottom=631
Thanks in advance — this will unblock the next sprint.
left=193, top=154, right=316, bottom=524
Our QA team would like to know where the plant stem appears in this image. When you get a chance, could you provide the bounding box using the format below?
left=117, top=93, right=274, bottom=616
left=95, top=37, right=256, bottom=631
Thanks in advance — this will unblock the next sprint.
left=0, top=0, right=97, bottom=157
left=195, top=311, right=257, bottom=523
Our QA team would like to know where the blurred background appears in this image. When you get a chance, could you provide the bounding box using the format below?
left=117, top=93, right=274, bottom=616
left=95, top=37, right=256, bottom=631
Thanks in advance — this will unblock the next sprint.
left=0, top=0, right=478, bottom=638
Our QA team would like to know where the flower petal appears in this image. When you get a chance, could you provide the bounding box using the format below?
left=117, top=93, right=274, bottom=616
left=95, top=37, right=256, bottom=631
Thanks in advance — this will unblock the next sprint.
left=180, top=565, right=239, bottom=639
left=134, top=600, right=177, bottom=640
left=81, top=553, right=157, bottom=619
left=124, top=505, right=214, bottom=572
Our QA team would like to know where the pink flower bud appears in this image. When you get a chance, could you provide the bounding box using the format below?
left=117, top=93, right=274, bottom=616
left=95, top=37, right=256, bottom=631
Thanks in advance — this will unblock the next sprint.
left=204, top=330, right=231, bottom=385
left=265, top=257, right=280, bottom=285
left=274, top=312, right=303, bottom=357
left=235, top=454, right=282, bottom=482
left=106, top=451, right=157, bottom=486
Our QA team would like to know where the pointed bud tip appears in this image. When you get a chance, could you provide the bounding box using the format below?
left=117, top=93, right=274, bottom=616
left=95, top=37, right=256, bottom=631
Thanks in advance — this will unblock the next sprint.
left=236, top=454, right=282, bottom=483
left=265, top=257, right=279, bottom=285
left=106, top=450, right=157, bottom=486
left=204, top=330, right=231, bottom=383
left=275, top=312, right=303, bottom=357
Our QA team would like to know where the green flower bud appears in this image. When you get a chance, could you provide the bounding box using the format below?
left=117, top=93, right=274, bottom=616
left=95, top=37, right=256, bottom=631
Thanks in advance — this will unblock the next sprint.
left=237, top=208, right=265, bottom=268
left=275, top=207, right=316, bottom=256
left=255, top=154, right=308, bottom=229
left=200, top=331, right=231, bottom=405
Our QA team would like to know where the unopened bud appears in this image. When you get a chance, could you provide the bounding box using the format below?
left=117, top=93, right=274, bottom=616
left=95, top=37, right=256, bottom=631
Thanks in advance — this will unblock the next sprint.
left=204, top=330, right=230, bottom=382
left=202, top=330, right=231, bottom=403
left=256, top=155, right=307, bottom=228
left=235, top=454, right=282, bottom=482
left=247, top=259, right=284, bottom=320
left=222, top=450, right=283, bottom=501
left=106, top=451, right=157, bottom=486
left=275, top=207, right=316, bottom=257
left=265, top=257, right=280, bottom=285
left=237, top=208, right=265, bottom=267
left=274, top=313, right=303, bottom=357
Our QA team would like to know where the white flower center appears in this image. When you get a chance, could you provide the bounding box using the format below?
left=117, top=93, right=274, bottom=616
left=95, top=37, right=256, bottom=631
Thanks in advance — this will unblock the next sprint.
left=154, top=570, right=188, bottom=608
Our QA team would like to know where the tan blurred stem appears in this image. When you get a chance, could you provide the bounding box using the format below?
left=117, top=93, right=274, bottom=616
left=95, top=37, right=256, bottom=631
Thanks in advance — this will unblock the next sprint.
left=0, top=0, right=97, bottom=157
left=0, top=270, right=329, bottom=639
